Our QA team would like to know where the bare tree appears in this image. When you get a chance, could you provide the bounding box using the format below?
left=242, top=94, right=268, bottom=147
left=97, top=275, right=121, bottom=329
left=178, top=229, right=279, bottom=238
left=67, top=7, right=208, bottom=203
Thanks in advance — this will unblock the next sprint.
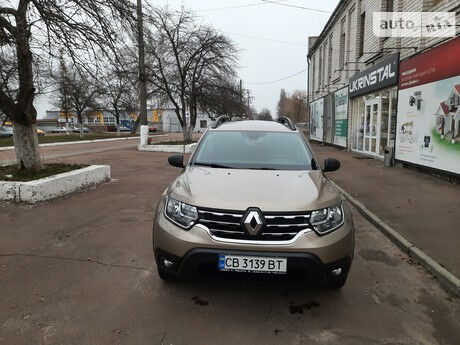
left=277, top=89, right=308, bottom=123
left=53, top=52, right=72, bottom=133
left=0, top=0, right=134, bottom=170
left=99, top=67, right=137, bottom=135
left=198, top=77, right=248, bottom=120
left=66, top=70, right=101, bottom=139
left=258, top=108, right=273, bottom=121
left=145, top=7, right=238, bottom=141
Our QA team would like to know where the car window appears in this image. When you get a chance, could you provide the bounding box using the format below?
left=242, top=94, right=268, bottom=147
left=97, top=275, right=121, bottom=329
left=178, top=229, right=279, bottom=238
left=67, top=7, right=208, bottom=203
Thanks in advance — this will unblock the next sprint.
left=192, top=130, right=314, bottom=170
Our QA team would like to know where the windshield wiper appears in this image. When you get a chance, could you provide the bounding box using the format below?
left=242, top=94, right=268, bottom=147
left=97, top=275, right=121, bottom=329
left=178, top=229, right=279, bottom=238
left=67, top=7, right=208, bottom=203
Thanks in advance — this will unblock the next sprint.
left=193, top=162, right=234, bottom=169
left=247, top=167, right=277, bottom=170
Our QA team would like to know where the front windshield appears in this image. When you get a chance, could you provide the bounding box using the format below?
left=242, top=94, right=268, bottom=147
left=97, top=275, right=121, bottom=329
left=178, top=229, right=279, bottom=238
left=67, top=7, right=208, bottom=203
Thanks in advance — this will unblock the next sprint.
left=192, top=130, right=314, bottom=170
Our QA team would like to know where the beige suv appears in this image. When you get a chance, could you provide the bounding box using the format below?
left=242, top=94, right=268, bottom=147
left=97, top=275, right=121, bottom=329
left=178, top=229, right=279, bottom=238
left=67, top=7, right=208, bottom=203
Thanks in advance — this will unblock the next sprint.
left=153, top=117, right=354, bottom=288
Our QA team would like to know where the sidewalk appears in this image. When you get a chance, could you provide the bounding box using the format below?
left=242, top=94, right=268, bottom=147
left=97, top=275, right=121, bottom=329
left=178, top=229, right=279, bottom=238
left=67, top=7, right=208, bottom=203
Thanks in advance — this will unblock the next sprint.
left=310, top=142, right=460, bottom=280
left=0, top=133, right=188, bottom=164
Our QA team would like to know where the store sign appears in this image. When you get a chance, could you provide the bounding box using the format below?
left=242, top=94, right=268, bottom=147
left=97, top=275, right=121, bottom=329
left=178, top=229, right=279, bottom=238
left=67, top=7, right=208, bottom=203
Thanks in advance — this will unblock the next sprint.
left=334, top=87, right=348, bottom=147
left=395, top=37, right=460, bottom=175
left=309, top=98, right=324, bottom=142
left=349, top=53, right=399, bottom=97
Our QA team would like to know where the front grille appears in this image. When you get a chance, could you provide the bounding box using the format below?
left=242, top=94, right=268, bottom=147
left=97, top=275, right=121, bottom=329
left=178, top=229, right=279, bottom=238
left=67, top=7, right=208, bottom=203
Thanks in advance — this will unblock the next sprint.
left=197, top=208, right=312, bottom=242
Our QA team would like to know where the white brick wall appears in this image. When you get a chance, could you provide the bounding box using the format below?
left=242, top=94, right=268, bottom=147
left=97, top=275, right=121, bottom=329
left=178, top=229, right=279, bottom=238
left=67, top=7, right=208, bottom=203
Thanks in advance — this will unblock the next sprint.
left=308, top=0, right=460, bottom=148
left=308, top=0, right=460, bottom=102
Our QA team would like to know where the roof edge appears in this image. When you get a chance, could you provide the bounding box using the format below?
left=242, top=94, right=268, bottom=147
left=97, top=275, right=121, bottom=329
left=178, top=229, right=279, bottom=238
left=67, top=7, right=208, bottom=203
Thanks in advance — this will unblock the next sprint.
left=307, top=0, right=350, bottom=58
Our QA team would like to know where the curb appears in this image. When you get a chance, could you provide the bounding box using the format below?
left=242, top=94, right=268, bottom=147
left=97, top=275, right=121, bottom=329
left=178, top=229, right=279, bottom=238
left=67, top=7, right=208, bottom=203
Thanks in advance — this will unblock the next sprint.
left=0, top=135, right=156, bottom=151
left=332, top=181, right=460, bottom=297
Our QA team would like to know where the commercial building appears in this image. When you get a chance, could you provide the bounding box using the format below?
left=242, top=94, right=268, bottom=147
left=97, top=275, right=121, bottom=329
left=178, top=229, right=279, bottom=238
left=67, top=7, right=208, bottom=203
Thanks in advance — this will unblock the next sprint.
left=307, top=0, right=460, bottom=176
left=43, top=107, right=214, bottom=133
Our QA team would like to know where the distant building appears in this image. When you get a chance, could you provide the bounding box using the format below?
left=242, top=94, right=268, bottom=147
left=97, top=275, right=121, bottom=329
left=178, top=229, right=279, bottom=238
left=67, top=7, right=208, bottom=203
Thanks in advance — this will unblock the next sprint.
left=161, top=110, right=213, bottom=133
left=43, top=106, right=214, bottom=133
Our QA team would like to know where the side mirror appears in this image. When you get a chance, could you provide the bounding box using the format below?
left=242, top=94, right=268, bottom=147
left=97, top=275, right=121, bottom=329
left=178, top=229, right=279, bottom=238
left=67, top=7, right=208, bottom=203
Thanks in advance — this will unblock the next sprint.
left=323, top=158, right=341, bottom=172
left=168, top=154, right=184, bottom=168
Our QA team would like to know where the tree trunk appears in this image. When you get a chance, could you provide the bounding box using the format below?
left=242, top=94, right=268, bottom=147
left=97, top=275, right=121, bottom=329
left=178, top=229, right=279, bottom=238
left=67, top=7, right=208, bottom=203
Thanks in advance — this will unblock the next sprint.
left=12, top=122, right=44, bottom=170
left=185, top=125, right=193, bottom=142
left=182, top=125, right=190, bottom=142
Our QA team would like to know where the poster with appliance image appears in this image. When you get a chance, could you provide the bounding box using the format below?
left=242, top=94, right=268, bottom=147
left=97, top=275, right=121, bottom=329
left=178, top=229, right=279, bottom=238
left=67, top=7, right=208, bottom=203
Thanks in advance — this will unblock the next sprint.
left=395, top=37, right=460, bottom=174
left=309, top=98, right=324, bottom=142
left=334, top=87, right=348, bottom=147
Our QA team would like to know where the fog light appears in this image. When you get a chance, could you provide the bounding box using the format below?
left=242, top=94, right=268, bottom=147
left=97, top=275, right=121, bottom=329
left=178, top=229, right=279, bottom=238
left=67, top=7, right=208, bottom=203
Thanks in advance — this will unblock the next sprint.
left=331, top=268, right=342, bottom=276
left=163, top=258, right=174, bottom=269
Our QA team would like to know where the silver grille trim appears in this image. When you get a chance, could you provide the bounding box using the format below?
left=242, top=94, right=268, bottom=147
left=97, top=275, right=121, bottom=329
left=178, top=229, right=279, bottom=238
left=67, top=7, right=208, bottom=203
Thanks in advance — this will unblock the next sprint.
left=195, top=224, right=313, bottom=245
left=196, top=207, right=313, bottom=243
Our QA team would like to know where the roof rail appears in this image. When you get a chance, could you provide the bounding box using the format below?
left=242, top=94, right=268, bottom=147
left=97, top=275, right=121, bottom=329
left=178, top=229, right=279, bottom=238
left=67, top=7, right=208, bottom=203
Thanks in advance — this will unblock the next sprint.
left=276, top=116, right=296, bottom=131
left=211, top=116, right=230, bottom=129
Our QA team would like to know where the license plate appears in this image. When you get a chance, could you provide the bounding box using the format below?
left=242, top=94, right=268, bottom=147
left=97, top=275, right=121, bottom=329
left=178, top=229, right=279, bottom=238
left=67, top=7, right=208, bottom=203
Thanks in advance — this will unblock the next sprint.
left=218, top=254, right=287, bottom=274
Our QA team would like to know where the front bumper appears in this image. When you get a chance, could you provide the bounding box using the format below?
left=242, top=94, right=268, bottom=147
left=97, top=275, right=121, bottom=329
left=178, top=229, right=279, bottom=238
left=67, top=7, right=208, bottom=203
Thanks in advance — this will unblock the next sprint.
left=153, top=199, right=355, bottom=281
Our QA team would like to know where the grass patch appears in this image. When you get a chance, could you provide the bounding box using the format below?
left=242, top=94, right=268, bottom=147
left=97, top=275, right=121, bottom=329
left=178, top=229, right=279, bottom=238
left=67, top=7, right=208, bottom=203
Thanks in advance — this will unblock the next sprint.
left=431, top=128, right=460, bottom=152
left=0, top=133, right=139, bottom=147
left=0, top=163, right=89, bottom=182
left=150, top=140, right=196, bottom=145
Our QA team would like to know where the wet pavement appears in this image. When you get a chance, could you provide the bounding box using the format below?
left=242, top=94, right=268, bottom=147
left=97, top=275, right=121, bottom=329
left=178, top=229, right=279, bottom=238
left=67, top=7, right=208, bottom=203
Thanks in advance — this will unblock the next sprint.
left=0, top=145, right=459, bottom=345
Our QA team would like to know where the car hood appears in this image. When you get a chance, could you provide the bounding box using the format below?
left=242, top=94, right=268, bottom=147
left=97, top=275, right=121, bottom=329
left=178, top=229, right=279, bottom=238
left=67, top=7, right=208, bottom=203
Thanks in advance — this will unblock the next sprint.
left=167, top=166, right=341, bottom=212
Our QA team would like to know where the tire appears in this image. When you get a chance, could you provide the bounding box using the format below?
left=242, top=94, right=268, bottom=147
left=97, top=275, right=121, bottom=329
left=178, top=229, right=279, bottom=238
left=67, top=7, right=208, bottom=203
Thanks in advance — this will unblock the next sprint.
left=157, top=266, right=178, bottom=282
left=325, top=275, right=348, bottom=289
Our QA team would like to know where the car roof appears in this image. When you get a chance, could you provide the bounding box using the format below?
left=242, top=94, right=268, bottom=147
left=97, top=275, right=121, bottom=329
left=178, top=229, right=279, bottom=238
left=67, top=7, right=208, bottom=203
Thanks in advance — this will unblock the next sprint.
left=211, top=120, right=296, bottom=132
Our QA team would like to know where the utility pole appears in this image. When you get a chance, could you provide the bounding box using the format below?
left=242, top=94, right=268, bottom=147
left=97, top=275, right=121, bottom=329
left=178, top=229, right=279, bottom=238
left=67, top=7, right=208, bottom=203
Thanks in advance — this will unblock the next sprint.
left=137, top=0, right=148, bottom=127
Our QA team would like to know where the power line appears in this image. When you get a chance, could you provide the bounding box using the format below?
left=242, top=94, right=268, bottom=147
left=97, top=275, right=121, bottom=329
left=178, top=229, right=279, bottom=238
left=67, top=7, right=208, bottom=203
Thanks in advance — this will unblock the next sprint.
left=198, top=0, right=287, bottom=12
left=260, top=0, right=332, bottom=14
left=225, top=31, right=304, bottom=47
left=247, top=68, right=306, bottom=85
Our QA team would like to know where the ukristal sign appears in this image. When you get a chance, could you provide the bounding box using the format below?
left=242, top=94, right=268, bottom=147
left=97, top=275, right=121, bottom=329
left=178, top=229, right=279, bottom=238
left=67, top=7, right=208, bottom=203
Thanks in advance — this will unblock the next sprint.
left=395, top=37, right=460, bottom=175
left=349, top=53, right=399, bottom=98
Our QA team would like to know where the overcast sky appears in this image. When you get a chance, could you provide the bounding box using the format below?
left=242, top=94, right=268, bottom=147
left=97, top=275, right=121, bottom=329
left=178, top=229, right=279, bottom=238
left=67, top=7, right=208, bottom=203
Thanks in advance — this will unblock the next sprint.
left=156, top=0, right=339, bottom=115
left=35, top=0, right=339, bottom=118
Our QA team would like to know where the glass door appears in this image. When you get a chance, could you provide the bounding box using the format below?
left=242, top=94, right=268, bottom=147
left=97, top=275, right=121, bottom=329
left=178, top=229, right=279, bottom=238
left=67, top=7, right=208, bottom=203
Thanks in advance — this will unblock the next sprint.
left=364, top=99, right=380, bottom=155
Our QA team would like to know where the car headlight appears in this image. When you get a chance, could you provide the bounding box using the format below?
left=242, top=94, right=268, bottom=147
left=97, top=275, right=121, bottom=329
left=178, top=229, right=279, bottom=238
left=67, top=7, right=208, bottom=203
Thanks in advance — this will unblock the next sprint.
left=164, top=196, right=198, bottom=229
left=310, top=204, right=344, bottom=235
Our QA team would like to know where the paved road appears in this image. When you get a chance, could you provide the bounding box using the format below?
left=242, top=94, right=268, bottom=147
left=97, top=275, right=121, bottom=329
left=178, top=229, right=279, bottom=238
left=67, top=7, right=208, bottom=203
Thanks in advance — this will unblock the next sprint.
left=0, top=146, right=459, bottom=345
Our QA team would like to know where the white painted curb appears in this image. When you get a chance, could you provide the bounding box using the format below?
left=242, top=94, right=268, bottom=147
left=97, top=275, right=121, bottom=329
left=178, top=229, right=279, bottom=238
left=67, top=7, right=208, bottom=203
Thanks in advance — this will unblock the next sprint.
left=332, top=180, right=460, bottom=296
left=138, top=143, right=197, bottom=153
left=0, top=136, right=144, bottom=151
left=0, top=165, right=110, bottom=203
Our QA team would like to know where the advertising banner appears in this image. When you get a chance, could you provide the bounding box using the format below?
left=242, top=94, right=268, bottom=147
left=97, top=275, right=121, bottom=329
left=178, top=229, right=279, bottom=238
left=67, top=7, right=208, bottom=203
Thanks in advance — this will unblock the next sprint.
left=395, top=37, right=460, bottom=175
left=334, top=87, right=348, bottom=147
left=309, top=98, right=324, bottom=142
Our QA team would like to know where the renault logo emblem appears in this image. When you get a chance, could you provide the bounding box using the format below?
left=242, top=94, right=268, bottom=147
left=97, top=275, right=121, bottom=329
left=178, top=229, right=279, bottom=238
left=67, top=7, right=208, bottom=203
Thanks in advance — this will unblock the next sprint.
left=242, top=209, right=264, bottom=236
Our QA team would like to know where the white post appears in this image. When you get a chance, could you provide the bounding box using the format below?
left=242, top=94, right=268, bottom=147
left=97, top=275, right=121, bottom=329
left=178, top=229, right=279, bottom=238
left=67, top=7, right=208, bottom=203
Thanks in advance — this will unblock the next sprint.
left=140, top=125, right=149, bottom=146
